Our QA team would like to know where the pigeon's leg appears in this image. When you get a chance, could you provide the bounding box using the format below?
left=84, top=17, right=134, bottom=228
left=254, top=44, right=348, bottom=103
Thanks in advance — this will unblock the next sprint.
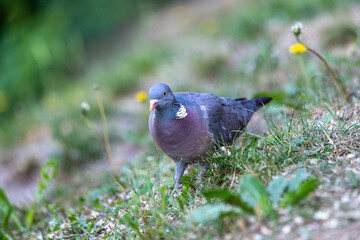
left=198, top=161, right=209, bottom=178
left=174, top=161, right=188, bottom=189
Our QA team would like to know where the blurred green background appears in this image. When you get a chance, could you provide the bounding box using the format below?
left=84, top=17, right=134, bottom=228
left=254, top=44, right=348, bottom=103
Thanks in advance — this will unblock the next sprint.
left=0, top=0, right=174, bottom=166
left=0, top=0, right=359, bottom=186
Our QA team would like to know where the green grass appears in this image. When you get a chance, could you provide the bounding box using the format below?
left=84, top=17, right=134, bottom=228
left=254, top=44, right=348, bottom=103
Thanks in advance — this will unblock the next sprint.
left=3, top=99, right=358, bottom=238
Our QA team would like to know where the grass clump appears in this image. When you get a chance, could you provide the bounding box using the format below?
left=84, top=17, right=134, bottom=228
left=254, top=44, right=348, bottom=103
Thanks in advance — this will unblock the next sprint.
left=204, top=106, right=349, bottom=187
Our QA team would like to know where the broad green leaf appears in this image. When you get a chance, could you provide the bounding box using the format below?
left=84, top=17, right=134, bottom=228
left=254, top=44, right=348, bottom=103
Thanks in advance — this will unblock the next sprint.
left=288, top=169, right=309, bottom=191
left=189, top=203, right=241, bottom=224
left=240, top=175, right=273, bottom=215
left=280, top=178, right=319, bottom=207
left=266, top=175, right=287, bottom=206
left=202, top=190, right=254, bottom=214
left=240, top=175, right=267, bottom=203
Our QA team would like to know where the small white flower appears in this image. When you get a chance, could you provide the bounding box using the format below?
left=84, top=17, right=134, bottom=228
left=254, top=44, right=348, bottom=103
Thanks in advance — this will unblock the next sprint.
left=291, top=21, right=303, bottom=36
left=220, top=146, right=231, bottom=156
left=81, top=101, right=90, bottom=116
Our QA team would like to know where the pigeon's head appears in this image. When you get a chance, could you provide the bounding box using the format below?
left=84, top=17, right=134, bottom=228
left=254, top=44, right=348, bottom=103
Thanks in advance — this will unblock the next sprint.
left=149, top=83, right=175, bottom=112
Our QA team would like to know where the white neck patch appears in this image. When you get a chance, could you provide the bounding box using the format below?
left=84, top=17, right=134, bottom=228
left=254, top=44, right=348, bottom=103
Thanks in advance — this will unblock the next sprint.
left=176, top=104, right=188, bottom=119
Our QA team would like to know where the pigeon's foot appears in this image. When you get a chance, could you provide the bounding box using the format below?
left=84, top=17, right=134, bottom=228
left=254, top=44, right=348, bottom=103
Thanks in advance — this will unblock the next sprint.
left=174, top=183, right=183, bottom=190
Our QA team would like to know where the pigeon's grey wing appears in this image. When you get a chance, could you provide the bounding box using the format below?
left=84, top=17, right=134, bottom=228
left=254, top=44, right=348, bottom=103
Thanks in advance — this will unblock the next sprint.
left=194, top=95, right=271, bottom=144
left=175, top=92, right=271, bottom=145
left=205, top=97, right=249, bottom=144
left=175, top=92, right=239, bottom=144
left=215, top=96, right=272, bottom=143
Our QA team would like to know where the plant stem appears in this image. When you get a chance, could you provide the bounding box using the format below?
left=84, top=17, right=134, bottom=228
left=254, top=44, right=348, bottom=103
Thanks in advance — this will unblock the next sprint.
left=83, top=115, right=127, bottom=185
left=93, top=86, right=119, bottom=178
left=296, top=36, right=350, bottom=102
left=297, top=55, right=312, bottom=94
left=94, top=87, right=110, bottom=151
left=83, top=116, right=107, bottom=151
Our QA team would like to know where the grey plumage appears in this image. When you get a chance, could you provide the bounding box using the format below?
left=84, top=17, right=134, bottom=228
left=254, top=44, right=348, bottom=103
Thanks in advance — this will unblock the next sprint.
left=148, top=83, right=272, bottom=187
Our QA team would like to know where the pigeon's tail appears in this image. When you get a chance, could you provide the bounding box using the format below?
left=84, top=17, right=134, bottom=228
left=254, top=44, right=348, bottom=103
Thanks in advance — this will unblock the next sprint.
left=252, top=96, right=272, bottom=111
left=237, top=96, right=272, bottom=112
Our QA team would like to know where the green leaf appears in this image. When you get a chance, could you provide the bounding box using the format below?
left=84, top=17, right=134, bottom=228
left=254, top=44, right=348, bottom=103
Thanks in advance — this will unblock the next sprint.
left=0, top=189, right=12, bottom=231
left=25, top=207, right=35, bottom=229
left=266, top=175, right=287, bottom=206
left=40, top=168, right=50, bottom=182
left=202, top=189, right=254, bottom=214
left=0, top=189, right=11, bottom=207
left=240, top=175, right=267, bottom=203
left=0, top=229, right=11, bottom=240
left=280, top=178, right=319, bottom=207
left=288, top=169, right=309, bottom=191
left=35, top=158, right=59, bottom=201
left=189, top=203, right=241, bottom=224
left=240, top=175, right=273, bottom=215
left=181, top=176, right=195, bottom=189
left=123, top=213, right=142, bottom=236
left=0, top=189, right=23, bottom=231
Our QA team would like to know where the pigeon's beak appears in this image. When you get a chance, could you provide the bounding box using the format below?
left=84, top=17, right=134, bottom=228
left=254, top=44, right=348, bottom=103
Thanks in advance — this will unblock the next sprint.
left=149, top=99, right=159, bottom=112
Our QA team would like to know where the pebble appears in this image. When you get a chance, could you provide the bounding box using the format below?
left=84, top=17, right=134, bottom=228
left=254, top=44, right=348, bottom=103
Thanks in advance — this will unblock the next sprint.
left=314, top=210, right=330, bottom=221
left=294, top=216, right=304, bottom=225
left=341, top=194, right=350, bottom=203
left=324, top=219, right=338, bottom=229
left=282, top=225, right=291, bottom=234
left=261, top=226, right=272, bottom=235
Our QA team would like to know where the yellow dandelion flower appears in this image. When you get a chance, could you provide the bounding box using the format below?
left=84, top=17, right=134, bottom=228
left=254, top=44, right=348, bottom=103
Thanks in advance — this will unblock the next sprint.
left=135, top=91, right=148, bottom=102
left=289, top=43, right=307, bottom=54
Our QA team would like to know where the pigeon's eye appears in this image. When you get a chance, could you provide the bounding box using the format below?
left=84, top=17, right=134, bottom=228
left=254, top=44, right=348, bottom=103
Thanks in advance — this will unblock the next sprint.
left=163, top=91, right=167, bottom=96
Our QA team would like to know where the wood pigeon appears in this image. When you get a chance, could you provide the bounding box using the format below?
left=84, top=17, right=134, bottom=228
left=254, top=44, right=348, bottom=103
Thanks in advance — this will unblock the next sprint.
left=148, top=83, right=272, bottom=188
